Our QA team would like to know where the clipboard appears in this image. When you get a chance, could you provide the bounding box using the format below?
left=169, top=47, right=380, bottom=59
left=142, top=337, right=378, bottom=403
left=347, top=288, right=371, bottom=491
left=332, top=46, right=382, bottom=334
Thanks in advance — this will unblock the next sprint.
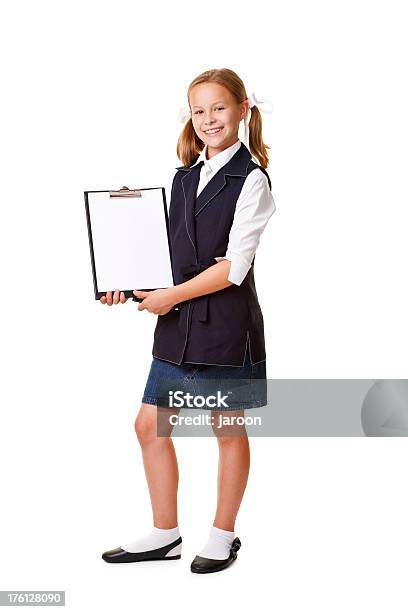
left=84, top=185, right=175, bottom=304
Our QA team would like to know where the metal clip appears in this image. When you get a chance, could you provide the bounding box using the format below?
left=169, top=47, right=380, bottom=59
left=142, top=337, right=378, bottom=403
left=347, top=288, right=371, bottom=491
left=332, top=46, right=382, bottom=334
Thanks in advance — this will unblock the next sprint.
left=109, top=186, right=142, bottom=198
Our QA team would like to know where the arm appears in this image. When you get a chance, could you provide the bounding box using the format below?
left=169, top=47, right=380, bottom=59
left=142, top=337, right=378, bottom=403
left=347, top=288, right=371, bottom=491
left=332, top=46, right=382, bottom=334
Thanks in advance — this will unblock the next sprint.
left=171, top=259, right=233, bottom=301
left=214, top=169, right=276, bottom=285
left=133, top=260, right=233, bottom=314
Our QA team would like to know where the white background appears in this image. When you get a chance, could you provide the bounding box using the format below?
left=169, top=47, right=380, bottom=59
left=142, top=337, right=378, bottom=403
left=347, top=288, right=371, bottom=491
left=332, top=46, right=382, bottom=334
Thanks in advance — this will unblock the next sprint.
left=1, top=0, right=407, bottom=610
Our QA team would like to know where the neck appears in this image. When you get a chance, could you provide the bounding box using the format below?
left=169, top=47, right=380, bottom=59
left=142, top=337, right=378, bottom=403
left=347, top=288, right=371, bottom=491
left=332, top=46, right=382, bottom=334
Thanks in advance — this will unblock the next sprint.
left=206, top=137, right=239, bottom=160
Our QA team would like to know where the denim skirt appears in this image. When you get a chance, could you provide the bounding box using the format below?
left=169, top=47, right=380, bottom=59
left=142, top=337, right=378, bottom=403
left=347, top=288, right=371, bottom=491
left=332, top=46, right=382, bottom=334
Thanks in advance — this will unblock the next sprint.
left=142, top=348, right=267, bottom=411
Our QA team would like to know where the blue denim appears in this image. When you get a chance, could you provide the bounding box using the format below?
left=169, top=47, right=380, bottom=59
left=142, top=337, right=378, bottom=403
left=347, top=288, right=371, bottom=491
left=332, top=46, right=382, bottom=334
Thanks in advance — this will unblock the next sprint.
left=142, top=348, right=267, bottom=411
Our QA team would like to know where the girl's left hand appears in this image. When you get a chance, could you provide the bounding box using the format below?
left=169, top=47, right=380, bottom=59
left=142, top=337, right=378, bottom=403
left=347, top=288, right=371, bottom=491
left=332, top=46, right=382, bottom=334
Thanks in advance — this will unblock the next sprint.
left=133, top=288, right=178, bottom=316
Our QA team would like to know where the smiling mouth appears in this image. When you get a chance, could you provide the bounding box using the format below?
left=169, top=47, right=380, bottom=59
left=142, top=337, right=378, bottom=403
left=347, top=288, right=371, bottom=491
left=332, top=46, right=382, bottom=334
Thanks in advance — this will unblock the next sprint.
left=203, top=127, right=224, bottom=135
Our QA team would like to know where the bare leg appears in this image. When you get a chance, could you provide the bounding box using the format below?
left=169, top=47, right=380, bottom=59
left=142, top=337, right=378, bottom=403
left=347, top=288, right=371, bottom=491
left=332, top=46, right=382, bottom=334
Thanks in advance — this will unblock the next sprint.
left=134, top=403, right=180, bottom=529
left=211, top=410, right=250, bottom=532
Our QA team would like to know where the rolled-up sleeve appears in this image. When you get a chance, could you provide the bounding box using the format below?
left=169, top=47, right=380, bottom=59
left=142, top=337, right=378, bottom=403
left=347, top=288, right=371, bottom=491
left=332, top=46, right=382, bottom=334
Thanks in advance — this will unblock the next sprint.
left=214, top=169, right=276, bottom=286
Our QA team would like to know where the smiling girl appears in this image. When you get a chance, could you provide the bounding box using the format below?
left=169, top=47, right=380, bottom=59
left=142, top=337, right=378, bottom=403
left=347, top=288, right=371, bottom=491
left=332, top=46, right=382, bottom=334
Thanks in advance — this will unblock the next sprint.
left=101, top=68, right=276, bottom=573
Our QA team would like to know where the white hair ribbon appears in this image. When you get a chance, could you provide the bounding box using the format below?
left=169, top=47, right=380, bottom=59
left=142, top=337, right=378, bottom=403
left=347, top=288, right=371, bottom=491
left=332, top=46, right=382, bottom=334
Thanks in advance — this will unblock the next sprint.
left=178, top=106, right=191, bottom=124
left=243, top=92, right=273, bottom=148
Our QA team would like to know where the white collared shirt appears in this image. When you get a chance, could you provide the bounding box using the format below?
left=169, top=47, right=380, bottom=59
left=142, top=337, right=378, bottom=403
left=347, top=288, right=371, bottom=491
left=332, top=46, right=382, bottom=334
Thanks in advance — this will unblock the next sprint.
left=167, top=139, right=276, bottom=286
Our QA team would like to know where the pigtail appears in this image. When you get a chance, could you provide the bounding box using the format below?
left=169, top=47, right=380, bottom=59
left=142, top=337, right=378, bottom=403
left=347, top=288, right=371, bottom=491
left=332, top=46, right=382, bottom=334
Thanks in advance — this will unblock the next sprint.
left=176, top=119, right=204, bottom=168
left=248, top=105, right=270, bottom=169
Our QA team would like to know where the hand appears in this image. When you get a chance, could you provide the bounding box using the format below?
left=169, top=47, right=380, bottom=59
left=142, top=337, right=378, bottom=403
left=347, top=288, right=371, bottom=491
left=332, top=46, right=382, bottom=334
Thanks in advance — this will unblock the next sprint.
left=133, top=288, right=178, bottom=316
left=100, top=289, right=129, bottom=306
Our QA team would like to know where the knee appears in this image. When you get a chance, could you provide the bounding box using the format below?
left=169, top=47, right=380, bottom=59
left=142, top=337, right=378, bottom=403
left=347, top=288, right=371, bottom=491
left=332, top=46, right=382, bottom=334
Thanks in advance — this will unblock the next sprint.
left=215, top=431, right=249, bottom=447
left=211, top=411, right=248, bottom=440
left=134, top=409, right=158, bottom=446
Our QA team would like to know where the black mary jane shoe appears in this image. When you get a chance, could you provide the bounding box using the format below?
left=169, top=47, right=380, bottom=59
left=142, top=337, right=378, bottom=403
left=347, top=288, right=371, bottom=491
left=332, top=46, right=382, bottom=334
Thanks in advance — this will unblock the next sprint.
left=102, top=536, right=182, bottom=563
left=190, top=537, right=241, bottom=574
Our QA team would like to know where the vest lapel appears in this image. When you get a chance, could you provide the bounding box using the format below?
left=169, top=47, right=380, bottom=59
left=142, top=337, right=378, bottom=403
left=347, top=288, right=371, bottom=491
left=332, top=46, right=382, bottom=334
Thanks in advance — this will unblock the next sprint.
left=194, top=143, right=252, bottom=218
left=179, top=161, right=203, bottom=261
left=194, top=169, right=227, bottom=217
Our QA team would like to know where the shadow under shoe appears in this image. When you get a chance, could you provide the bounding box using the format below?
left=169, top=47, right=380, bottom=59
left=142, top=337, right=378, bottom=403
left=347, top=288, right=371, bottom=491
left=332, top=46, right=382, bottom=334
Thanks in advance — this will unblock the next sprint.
left=102, top=536, right=182, bottom=563
left=190, top=537, right=241, bottom=574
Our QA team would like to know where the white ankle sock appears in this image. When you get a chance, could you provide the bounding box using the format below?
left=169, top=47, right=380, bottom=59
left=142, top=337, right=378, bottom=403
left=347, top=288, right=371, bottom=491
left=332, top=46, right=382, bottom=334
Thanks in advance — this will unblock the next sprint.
left=198, top=526, right=235, bottom=560
left=122, top=526, right=181, bottom=553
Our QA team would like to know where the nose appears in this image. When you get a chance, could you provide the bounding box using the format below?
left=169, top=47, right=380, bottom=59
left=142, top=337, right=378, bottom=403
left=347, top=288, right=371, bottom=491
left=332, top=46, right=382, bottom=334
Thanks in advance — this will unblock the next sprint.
left=203, top=112, right=216, bottom=125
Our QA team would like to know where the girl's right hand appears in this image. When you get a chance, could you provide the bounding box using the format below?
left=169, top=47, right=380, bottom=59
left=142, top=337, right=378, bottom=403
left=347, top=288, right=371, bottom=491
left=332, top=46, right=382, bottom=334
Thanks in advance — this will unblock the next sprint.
left=100, top=289, right=128, bottom=306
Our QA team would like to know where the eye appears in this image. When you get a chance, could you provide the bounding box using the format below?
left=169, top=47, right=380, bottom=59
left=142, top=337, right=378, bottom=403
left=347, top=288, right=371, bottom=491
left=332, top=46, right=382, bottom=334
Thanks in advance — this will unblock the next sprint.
left=215, top=106, right=225, bottom=111
left=194, top=110, right=203, bottom=115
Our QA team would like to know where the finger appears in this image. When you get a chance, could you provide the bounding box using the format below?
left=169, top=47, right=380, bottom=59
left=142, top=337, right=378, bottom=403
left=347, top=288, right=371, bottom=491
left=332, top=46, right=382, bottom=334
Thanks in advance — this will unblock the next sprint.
left=120, top=291, right=127, bottom=304
left=106, top=290, right=113, bottom=306
left=100, top=295, right=106, bottom=304
left=113, top=288, right=120, bottom=305
left=133, top=290, right=149, bottom=299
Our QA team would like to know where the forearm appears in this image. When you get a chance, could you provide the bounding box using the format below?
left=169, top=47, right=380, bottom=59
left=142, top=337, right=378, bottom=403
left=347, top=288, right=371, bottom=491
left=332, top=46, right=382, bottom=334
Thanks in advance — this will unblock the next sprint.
left=170, top=260, right=233, bottom=304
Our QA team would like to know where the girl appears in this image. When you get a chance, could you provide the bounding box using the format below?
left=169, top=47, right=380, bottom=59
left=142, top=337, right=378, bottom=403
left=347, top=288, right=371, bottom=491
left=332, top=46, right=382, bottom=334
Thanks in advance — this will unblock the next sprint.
left=100, top=68, right=276, bottom=574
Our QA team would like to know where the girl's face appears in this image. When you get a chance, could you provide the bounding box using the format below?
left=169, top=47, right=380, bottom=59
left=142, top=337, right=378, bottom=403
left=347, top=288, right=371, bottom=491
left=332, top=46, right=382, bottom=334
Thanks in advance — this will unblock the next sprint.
left=189, top=82, right=249, bottom=158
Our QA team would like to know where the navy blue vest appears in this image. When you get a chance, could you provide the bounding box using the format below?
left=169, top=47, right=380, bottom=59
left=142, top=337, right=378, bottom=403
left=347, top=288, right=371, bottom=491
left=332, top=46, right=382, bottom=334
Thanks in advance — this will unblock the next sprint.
left=152, top=142, right=272, bottom=366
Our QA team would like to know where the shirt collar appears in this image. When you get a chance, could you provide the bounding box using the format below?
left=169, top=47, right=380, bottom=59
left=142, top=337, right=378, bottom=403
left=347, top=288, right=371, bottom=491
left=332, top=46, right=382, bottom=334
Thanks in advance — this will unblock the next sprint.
left=191, top=139, right=242, bottom=174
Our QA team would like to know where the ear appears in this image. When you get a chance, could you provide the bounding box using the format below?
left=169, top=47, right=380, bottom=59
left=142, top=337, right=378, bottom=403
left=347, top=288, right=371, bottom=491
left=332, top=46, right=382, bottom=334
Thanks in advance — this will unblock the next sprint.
left=240, top=99, right=250, bottom=121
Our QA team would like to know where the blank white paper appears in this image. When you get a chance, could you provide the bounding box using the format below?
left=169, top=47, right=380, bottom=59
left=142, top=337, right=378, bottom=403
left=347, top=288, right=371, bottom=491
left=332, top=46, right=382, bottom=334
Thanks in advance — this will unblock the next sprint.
left=87, top=188, right=174, bottom=292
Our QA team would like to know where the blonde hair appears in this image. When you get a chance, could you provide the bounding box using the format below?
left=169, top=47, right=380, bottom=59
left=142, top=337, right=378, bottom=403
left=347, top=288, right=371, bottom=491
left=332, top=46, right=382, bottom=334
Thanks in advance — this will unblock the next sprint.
left=176, top=68, right=270, bottom=168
